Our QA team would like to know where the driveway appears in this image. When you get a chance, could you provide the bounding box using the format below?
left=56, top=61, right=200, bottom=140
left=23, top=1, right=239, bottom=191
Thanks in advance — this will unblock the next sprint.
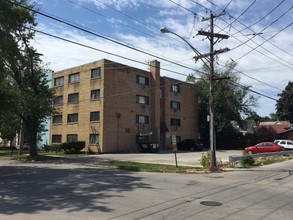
left=85, top=150, right=243, bottom=167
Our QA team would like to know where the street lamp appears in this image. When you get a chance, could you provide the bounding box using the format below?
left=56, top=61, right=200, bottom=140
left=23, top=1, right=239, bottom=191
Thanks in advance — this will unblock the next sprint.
left=160, top=27, right=217, bottom=170
left=160, top=27, right=209, bottom=67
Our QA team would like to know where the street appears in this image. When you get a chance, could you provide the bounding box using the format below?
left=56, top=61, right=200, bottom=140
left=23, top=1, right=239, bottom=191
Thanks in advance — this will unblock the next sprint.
left=0, top=153, right=292, bottom=220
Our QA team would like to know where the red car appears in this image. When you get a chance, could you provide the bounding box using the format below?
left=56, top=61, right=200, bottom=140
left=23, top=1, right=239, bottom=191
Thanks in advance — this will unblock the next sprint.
left=244, top=142, right=284, bottom=154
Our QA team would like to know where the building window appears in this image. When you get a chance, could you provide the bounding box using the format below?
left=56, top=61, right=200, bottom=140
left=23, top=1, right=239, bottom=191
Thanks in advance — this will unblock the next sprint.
left=89, top=134, right=99, bottom=144
left=52, top=115, right=62, bottom=124
left=54, top=95, right=63, bottom=105
left=136, top=75, right=149, bottom=86
left=91, top=68, right=101, bottom=78
left=54, top=77, right=64, bottom=87
left=91, top=89, right=100, bottom=100
left=136, top=115, right=149, bottom=124
left=171, top=118, right=181, bottom=127
left=170, top=101, right=181, bottom=111
left=171, top=84, right=180, bottom=93
left=136, top=95, right=149, bottom=105
left=67, top=134, right=78, bottom=142
left=52, top=135, right=62, bottom=143
left=68, top=73, right=80, bottom=83
left=67, top=113, right=78, bottom=123
left=68, top=93, right=79, bottom=103
left=90, top=111, right=100, bottom=122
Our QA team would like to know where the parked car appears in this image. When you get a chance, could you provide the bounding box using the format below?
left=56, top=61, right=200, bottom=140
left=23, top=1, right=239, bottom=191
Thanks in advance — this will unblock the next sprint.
left=177, top=139, right=206, bottom=151
left=274, top=140, right=293, bottom=150
left=244, top=142, right=284, bottom=154
left=22, top=143, right=31, bottom=151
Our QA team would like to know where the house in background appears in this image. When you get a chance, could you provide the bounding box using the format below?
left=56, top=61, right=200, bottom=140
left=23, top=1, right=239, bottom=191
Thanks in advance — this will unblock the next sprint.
left=50, top=59, right=199, bottom=153
left=257, top=121, right=293, bottom=140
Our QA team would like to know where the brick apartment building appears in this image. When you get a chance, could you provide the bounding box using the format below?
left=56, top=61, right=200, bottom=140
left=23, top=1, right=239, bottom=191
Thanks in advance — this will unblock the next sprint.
left=50, top=59, right=199, bottom=153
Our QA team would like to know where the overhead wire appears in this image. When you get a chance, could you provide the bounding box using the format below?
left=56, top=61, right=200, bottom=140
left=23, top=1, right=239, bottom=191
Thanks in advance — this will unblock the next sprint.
left=11, top=0, right=204, bottom=75
left=230, top=0, right=286, bottom=36
left=222, top=0, right=233, bottom=11
left=169, top=0, right=283, bottom=101
left=11, top=0, right=283, bottom=102
left=217, top=9, right=293, bottom=65
left=66, top=0, right=159, bottom=40
left=34, top=29, right=204, bottom=77
left=220, top=0, right=257, bottom=30
left=234, top=22, right=293, bottom=61
left=190, top=0, right=293, bottom=68
left=228, top=80, right=278, bottom=101
left=208, top=0, right=293, bottom=58
left=67, top=0, right=204, bottom=70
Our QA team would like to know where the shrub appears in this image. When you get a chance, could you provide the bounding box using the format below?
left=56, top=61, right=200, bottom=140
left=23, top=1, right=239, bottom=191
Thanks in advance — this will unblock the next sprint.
left=200, top=151, right=211, bottom=169
left=240, top=152, right=255, bottom=168
left=43, top=144, right=62, bottom=153
left=61, top=141, right=85, bottom=154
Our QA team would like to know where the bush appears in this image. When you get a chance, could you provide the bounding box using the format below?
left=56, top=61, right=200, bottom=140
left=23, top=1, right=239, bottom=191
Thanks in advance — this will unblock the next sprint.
left=61, top=141, right=85, bottom=154
left=42, top=144, right=62, bottom=153
left=200, top=151, right=211, bottom=169
left=240, top=152, right=255, bottom=167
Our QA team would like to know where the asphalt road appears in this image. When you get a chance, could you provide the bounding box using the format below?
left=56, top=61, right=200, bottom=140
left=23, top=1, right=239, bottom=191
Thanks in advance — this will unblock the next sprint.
left=0, top=152, right=292, bottom=220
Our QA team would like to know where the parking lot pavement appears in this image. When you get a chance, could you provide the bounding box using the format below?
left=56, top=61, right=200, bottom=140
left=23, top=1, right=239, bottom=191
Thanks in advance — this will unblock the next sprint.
left=86, top=150, right=243, bottom=167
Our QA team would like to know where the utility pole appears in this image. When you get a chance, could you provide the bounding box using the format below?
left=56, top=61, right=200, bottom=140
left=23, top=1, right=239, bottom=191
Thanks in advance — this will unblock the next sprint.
left=196, top=12, right=229, bottom=171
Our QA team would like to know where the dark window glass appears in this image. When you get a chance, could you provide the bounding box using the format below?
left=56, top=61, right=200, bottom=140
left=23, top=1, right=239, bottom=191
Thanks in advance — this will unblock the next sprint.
left=170, top=118, right=181, bottom=127
left=90, top=111, right=100, bottom=122
left=68, top=73, right=80, bottom=83
left=67, top=113, right=78, bottom=123
left=91, top=68, right=101, bottom=78
left=68, top=93, right=79, bottom=103
left=67, top=134, right=78, bottom=142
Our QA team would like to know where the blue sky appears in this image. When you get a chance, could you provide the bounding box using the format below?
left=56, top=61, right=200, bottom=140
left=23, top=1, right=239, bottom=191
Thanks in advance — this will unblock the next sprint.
left=32, top=0, right=293, bottom=118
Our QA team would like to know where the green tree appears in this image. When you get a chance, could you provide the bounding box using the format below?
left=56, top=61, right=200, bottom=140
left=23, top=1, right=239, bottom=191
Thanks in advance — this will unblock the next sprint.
left=276, top=81, right=293, bottom=123
left=0, top=0, right=55, bottom=156
left=187, top=61, right=258, bottom=140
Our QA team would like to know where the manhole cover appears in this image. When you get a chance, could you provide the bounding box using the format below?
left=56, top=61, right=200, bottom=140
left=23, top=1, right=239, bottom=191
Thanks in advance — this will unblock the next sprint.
left=200, top=201, right=222, bottom=206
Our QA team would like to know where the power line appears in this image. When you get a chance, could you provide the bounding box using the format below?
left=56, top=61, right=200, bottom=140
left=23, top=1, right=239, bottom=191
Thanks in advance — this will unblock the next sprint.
left=234, top=22, right=293, bottom=62
left=230, top=0, right=286, bottom=37
left=188, top=0, right=293, bottom=65
left=228, top=80, right=278, bottom=101
left=66, top=0, right=158, bottom=40
left=34, top=29, right=203, bottom=78
left=12, top=1, right=203, bottom=75
left=217, top=61, right=282, bottom=92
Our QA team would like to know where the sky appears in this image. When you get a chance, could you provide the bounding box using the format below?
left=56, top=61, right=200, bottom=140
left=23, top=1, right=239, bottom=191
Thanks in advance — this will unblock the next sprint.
left=31, top=0, right=293, bottom=117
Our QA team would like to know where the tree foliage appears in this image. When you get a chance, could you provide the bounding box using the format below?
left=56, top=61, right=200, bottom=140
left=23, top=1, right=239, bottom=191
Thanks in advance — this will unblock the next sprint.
left=188, top=61, right=258, bottom=140
left=276, top=81, right=293, bottom=123
left=0, top=0, right=55, bottom=156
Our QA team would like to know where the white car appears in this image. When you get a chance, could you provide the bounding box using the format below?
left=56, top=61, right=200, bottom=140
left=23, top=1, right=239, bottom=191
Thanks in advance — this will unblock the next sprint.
left=274, top=140, right=293, bottom=150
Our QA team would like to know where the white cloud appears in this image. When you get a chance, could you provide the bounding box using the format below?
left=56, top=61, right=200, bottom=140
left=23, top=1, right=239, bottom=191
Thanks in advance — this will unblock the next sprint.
left=32, top=0, right=293, bottom=117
